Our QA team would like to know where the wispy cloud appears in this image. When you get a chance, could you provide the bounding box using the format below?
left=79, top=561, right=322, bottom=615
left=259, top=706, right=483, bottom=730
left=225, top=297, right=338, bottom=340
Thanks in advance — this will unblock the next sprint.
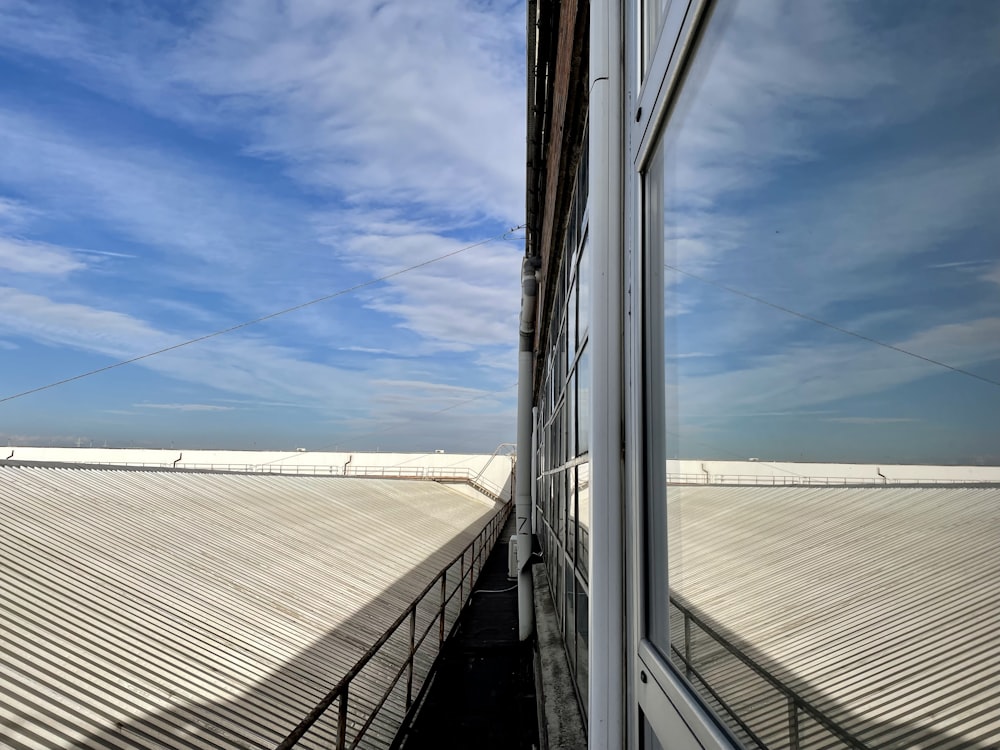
left=825, top=417, right=920, bottom=425
left=134, top=403, right=235, bottom=412
left=678, top=317, right=1000, bottom=420
left=0, top=237, right=87, bottom=275
left=0, top=1, right=523, bottom=449
left=169, top=0, right=525, bottom=222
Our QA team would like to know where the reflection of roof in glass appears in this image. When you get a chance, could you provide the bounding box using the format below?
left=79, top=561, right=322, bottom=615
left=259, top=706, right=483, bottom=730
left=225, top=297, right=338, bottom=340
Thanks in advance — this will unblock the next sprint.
left=0, top=466, right=499, bottom=748
left=666, top=484, right=1000, bottom=748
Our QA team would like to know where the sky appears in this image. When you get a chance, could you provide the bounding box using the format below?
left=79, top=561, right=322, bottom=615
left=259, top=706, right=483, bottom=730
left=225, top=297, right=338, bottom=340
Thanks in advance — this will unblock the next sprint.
left=657, top=0, right=1000, bottom=465
left=0, top=0, right=525, bottom=452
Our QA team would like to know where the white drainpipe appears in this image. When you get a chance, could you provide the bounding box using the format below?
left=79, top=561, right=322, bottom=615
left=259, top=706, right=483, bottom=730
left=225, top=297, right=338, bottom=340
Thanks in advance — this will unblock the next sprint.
left=531, top=406, right=539, bottom=532
left=516, top=255, right=539, bottom=641
left=591, top=0, right=624, bottom=744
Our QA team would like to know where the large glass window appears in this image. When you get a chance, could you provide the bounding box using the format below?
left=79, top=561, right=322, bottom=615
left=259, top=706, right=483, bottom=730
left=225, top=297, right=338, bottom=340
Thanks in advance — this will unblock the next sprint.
left=535, top=143, right=591, bottom=719
left=643, top=2, right=1000, bottom=748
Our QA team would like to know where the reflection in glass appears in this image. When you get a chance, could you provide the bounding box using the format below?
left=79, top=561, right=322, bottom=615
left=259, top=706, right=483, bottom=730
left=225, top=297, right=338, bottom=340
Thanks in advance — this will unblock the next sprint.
left=576, top=461, right=590, bottom=581
left=578, top=238, right=591, bottom=343
left=567, top=371, right=577, bottom=461
left=567, top=466, right=577, bottom=568
left=568, top=274, right=577, bottom=368
left=576, top=585, right=589, bottom=707
left=556, top=469, right=566, bottom=554
left=577, top=346, right=591, bottom=456
left=565, top=560, right=576, bottom=670
left=647, top=1, right=1000, bottom=748
left=642, top=0, right=670, bottom=76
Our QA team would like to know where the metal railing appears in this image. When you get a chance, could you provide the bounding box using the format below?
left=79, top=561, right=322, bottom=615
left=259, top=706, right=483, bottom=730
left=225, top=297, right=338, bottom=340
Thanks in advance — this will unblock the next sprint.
left=275, top=500, right=512, bottom=750
left=77, top=461, right=508, bottom=499
left=670, top=597, right=866, bottom=750
left=667, top=472, right=999, bottom=487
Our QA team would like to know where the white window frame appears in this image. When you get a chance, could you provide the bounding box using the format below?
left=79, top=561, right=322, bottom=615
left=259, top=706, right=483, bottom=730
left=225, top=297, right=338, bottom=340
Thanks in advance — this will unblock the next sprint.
left=619, top=0, right=742, bottom=747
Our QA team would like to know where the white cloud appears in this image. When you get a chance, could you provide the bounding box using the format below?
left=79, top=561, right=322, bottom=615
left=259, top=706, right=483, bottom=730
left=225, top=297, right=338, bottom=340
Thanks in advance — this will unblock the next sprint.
left=0, top=1, right=524, bottom=224
left=0, top=237, right=87, bottom=275
left=169, top=0, right=525, bottom=223
left=334, top=229, right=520, bottom=350
left=0, top=286, right=367, bottom=409
left=0, top=286, right=516, bottom=449
left=982, top=263, right=1000, bottom=288
left=0, top=196, right=40, bottom=230
left=134, top=403, right=235, bottom=412
left=0, top=1, right=523, bottom=449
left=825, top=417, right=920, bottom=425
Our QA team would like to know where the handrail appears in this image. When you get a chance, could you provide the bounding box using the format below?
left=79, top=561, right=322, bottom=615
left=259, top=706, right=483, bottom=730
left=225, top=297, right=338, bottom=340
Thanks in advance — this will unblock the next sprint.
left=275, top=500, right=512, bottom=749
left=72, top=461, right=509, bottom=499
left=670, top=596, right=867, bottom=749
left=667, top=472, right=999, bottom=487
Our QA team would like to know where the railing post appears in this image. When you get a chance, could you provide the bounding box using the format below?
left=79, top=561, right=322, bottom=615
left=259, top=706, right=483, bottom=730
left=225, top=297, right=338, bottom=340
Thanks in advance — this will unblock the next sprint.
left=337, top=686, right=349, bottom=750
left=788, top=699, right=799, bottom=750
left=460, top=553, right=465, bottom=604
left=684, top=611, right=693, bottom=680
left=406, top=609, right=416, bottom=708
left=439, top=572, right=447, bottom=646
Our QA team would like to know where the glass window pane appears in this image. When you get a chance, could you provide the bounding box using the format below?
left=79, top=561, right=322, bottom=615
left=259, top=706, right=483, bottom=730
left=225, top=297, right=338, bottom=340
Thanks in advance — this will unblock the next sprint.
left=577, top=345, right=591, bottom=456
left=578, top=237, right=590, bottom=342
left=568, top=274, right=578, bottom=366
left=556, top=469, right=566, bottom=553
left=567, top=370, right=577, bottom=460
left=576, top=460, right=590, bottom=581
left=642, top=0, right=670, bottom=77
left=553, top=536, right=564, bottom=627
left=647, top=2, right=1000, bottom=747
left=565, top=559, right=576, bottom=670
left=568, top=466, right=578, bottom=569
left=576, top=583, right=589, bottom=709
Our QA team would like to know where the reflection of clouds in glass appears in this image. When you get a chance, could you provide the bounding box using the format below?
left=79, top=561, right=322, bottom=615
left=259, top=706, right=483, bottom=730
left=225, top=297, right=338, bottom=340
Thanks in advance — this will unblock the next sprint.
left=680, top=317, right=1000, bottom=419
left=661, top=0, right=1000, bottom=462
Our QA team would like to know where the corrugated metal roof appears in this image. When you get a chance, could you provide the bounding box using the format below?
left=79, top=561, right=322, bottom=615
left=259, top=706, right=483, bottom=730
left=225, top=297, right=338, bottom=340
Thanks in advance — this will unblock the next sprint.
left=666, top=484, right=1000, bottom=749
left=0, top=466, right=499, bottom=749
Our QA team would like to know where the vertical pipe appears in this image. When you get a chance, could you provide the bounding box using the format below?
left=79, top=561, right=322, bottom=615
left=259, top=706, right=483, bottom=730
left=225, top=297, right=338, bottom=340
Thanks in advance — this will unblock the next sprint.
left=789, top=700, right=800, bottom=750
left=531, top=405, right=539, bottom=532
left=684, top=612, right=693, bottom=680
left=516, top=342, right=536, bottom=641
left=406, top=609, right=416, bottom=708
left=439, top=573, right=447, bottom=646
left=337, top=688, right=349, bottom=750
left=591, top=0, right=624, bottom=744
left=517, top=251, right=540, bottom=642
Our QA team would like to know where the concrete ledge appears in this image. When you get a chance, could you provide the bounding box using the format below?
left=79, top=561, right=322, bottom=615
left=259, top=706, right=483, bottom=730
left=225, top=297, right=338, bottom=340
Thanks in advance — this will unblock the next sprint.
left=532, top=565, right=587, bottom=749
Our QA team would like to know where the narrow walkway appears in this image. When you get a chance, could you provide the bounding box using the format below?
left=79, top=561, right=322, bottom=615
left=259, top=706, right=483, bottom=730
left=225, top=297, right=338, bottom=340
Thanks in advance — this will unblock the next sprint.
left=397, top=514, right=538, bottom=750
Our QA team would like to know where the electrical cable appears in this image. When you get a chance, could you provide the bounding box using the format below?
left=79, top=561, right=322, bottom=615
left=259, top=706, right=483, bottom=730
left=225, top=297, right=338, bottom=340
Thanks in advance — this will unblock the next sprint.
left=473, top=584, right=518, bottom=594
left=665, top=263, right=1000, bottom=389
left=0, top=228, right=523, bottom=406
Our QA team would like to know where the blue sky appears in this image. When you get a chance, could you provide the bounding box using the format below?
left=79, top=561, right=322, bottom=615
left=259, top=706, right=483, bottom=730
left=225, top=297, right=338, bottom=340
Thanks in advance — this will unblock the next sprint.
left=0, top=0, right=524, bottom=451
left=661, top=0, right=1000, bottom=465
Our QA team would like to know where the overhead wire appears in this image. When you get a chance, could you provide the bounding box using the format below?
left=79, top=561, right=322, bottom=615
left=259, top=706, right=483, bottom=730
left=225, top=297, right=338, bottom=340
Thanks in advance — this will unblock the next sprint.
left=664, top=262, right=1000, bottom=389
left=0, top=227, right=524, bottom=406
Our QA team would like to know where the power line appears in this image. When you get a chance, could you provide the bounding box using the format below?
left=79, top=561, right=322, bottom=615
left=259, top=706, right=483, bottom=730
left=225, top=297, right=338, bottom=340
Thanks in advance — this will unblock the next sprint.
left=0, top=229, right=523, bottom=406
left=665, top=263, right=1000, bottom=389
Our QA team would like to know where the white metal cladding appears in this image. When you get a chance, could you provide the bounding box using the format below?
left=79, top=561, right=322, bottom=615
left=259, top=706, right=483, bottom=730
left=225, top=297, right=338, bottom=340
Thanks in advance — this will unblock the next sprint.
left=665, top=484, right=1000, bottom=749
left=0, top=466, right=500, bottom=749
